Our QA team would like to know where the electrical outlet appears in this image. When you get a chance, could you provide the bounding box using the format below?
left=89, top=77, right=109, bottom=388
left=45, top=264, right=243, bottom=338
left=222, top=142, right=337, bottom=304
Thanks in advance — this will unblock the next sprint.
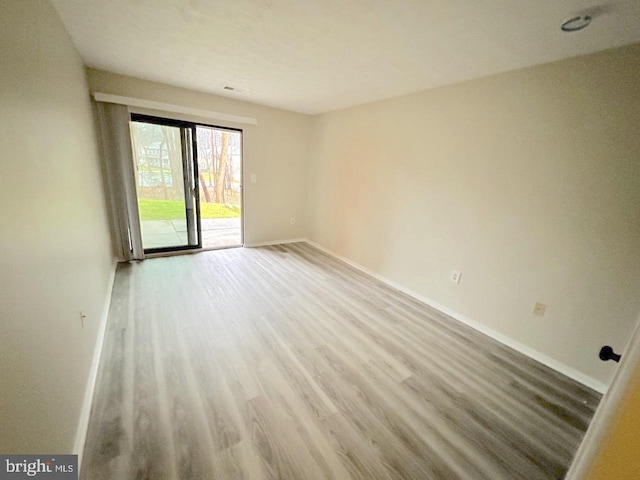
left=290, top=217, right=296, bottom=224
left=79, top=311, right=87, bottom=328
left=533, top=302, right=546, bottom=316
left=251, top=174, right=257, bottom=183
left=450, top=270, right=462, bottom=284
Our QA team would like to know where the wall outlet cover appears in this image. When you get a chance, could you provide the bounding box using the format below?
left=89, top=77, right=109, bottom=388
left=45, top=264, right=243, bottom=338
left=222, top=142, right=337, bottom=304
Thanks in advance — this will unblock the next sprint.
left=533, top=302, right=546, bottom=316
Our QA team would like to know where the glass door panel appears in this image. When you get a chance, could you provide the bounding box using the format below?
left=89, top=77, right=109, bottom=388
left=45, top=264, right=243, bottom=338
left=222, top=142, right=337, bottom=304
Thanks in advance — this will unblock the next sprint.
left=130, top=118, right=200, bottom=252
left=195, top=126, right=243, bottom=249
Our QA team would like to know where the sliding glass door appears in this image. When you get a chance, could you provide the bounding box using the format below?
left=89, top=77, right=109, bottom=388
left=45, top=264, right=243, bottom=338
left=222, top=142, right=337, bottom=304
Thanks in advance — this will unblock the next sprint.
left=129, top=115, right=201, bottom=253
left=195, top=125, right=243, bottom=249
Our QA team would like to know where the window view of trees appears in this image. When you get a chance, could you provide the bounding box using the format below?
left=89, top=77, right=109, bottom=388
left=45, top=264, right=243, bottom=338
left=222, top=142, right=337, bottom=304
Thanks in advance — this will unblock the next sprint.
left=130, top=120, right=242, bottom=249
left=130, top=122, right=184, bottom=196
left=196, top=126, right=242, bottom=207
left=130, top=122, right=242, bottom=221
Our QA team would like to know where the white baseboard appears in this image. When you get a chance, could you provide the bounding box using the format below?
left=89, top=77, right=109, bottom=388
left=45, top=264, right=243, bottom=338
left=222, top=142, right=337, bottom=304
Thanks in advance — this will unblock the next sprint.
left=303, top=239, right=607, bottom=394
left=73, top=260, right=118, bottom=463
left=244, top=237, right=306, bottom=248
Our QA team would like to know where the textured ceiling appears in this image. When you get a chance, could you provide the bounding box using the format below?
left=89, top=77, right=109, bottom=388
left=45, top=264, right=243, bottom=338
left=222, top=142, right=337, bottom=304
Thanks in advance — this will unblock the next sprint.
left=52, top=0, right=640, bottom=114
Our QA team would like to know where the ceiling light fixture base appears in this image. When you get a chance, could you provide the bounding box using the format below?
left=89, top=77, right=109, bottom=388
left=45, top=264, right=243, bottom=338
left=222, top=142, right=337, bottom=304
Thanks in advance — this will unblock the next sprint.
left=561, top=15, right=592, bottom=32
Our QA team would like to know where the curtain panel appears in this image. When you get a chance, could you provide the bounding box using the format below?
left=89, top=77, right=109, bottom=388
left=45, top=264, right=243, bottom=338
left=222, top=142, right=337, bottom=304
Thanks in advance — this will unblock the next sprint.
left=95, top=102, right=144, bottom=261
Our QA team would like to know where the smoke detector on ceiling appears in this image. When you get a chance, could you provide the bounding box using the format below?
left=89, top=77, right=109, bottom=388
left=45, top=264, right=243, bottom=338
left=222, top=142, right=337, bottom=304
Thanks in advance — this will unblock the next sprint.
left=561, top=15, right=592, bottom=32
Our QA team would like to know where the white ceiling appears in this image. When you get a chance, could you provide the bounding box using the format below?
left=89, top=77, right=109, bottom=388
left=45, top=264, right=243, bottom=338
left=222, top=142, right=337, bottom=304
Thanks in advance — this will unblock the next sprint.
left=52, top=0, right=640, bottom=114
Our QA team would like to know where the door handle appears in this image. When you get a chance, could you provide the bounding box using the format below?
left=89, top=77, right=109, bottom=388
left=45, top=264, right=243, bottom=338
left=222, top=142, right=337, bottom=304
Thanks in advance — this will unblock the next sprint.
left=599, top=346, right=621, bottom=363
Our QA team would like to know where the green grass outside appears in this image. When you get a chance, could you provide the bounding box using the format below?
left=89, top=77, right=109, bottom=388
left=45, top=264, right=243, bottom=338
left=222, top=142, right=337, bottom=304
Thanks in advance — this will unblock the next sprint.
left=138, top=198, right=241, bottom=220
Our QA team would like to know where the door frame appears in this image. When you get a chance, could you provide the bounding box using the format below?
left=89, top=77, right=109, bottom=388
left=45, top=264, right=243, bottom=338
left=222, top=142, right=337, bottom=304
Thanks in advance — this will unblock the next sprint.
left=565, top=311, right=640, bottom=479
left=130, top=113, right=245, bottom=253
left=193, top=122, right=244, bottom=250
left=130, top=113, right=203, bottom=254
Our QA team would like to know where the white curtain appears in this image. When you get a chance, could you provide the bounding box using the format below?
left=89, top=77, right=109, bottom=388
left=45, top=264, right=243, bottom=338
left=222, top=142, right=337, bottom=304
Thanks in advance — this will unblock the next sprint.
left=95, top=102, right=144, bottom=261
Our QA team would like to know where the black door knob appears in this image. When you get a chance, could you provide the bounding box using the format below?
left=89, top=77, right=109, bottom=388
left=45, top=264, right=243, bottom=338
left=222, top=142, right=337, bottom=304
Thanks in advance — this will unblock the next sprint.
left=599, top=346, right=621, bottom=363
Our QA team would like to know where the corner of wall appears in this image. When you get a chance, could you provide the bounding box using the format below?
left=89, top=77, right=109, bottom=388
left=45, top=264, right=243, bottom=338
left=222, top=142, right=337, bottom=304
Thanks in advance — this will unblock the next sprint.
left=303, top=238, right=608, bottom=394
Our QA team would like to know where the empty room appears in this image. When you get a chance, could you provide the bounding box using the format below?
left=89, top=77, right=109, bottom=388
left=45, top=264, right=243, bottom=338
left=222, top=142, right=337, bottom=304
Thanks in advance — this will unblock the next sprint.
left=2, top=0, right=640, bottom=479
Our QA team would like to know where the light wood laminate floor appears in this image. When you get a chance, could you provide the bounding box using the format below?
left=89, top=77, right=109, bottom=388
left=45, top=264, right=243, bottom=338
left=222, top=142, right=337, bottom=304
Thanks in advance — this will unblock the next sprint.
left=82, top=242, right=600, bottom=480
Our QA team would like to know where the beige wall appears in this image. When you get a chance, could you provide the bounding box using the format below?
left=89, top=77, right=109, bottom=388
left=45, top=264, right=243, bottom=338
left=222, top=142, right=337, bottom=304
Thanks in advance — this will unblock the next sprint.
left=86, top=69, right=312, bottom=245
left=0, top=0, right=114, bottom=453
left=307, top=44, right=640, bottom=388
